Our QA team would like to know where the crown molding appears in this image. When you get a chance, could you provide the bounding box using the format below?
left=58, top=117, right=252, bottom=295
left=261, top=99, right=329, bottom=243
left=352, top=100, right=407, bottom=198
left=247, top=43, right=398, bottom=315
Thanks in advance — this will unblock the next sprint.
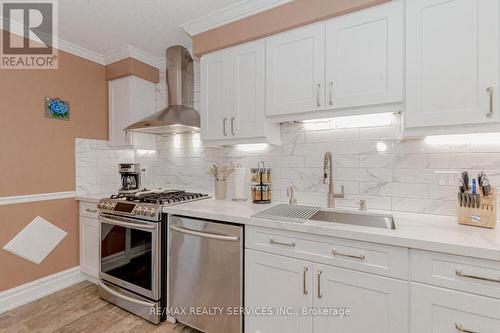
left=58, top=39, right=105, bottom=65
left=0, top=19, right=163, bottom=68
left=0, top=17, right=106, bottom=64
left=180, top=0, right=292, bottom=36
left=102, top=45, right=163, bottom=69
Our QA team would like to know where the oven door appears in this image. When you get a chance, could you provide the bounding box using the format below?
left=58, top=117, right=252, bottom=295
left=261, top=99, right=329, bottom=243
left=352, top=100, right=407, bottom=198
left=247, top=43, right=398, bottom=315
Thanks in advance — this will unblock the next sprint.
left=99, top=214, right=160, bottom=300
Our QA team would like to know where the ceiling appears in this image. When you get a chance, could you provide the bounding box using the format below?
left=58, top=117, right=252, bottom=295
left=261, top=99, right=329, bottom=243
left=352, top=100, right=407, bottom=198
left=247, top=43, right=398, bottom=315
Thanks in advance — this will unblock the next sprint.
left=58, top=0, right=240, bottom=60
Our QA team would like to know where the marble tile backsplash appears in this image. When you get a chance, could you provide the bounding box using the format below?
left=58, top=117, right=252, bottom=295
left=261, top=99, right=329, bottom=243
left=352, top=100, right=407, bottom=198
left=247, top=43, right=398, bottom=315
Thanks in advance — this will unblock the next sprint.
left=75, top=139, right=135, bottom=195
left=76, top=113, right=500, bottom=216
left=76, top=59, right=500, bottom=216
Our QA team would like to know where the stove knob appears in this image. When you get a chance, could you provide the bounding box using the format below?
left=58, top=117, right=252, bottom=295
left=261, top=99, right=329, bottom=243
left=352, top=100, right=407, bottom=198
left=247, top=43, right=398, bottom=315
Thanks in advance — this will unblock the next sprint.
left=148, top=209, right=156, bottom=217
left=97, top=203, right=103, bottom=209
left=106, top=203, right=114, bottom=210
left=141, top=208, right=148, bottom=216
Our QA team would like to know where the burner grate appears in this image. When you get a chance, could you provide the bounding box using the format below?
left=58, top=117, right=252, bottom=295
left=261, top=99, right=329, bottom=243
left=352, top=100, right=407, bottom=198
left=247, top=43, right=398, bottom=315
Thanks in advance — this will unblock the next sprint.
left=111, top=190, right=208, bottom=205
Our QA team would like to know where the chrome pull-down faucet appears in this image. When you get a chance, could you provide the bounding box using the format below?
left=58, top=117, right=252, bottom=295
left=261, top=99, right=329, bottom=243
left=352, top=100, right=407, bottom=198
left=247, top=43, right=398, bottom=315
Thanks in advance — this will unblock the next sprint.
left=323, top=152, right=344, bottom=208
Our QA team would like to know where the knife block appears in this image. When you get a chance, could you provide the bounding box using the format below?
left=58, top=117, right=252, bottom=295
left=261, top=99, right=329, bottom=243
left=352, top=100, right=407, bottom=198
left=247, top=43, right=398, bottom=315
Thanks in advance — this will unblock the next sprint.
left=457, top=188, right=497, bottom=229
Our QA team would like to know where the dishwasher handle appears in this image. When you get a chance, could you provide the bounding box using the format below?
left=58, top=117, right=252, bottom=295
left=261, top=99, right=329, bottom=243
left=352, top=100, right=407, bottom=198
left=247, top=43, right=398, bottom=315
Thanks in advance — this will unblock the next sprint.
left=170, top=225, right=240, bottom=241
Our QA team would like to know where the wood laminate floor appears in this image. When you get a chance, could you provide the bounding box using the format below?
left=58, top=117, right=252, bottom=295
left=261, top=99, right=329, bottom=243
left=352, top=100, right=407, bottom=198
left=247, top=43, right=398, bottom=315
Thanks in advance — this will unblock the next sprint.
left=0, top=281, right=199, bottom=333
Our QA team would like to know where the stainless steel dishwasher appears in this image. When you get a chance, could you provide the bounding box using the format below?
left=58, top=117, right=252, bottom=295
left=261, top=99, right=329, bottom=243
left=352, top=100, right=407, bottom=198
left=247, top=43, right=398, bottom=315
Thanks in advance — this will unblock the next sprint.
left=168, top=215, right=243, bottom=333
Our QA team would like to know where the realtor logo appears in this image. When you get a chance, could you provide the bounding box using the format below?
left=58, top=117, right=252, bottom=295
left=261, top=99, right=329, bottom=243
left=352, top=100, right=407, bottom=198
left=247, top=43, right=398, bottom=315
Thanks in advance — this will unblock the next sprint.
left=1, top=0, right=58, bottom=69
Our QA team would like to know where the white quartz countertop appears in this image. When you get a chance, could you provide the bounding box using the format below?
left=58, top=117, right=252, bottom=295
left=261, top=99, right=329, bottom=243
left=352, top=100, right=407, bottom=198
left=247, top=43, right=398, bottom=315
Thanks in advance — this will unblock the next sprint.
left=163, top=198, right=500, bottom=261
left=75, top=193, right=112, bottom=203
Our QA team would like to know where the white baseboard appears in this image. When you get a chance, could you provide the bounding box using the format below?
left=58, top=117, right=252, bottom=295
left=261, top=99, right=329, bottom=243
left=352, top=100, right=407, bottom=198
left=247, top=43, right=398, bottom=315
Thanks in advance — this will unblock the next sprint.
left=0, top=266, right=88, bottom=314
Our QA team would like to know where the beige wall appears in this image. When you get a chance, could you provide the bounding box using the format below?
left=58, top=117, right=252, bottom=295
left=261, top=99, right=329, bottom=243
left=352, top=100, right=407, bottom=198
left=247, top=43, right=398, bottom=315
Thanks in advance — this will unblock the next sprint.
left=0, top=30, right=108, bottom=291
left=192, top=0, right=389, bottom=56
left=105, top=57, right=160, bottom=83
left=0, top=199, right=79, bottom=291
left=0, top=37, right=108, bottom=196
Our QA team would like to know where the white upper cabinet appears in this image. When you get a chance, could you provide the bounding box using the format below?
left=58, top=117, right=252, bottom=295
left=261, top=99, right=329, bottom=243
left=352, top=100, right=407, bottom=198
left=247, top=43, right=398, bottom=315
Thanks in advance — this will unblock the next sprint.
left=265, top=3, right=403, bottom=122
left=201, top=40, right=280, bottom=145
left=231, top=41, right=266, bottom=139
left=266, top=24, right=325, bottom=117
left=201, top=51, right=226, bottom=141
left=108, top=75, right=156, bottom=148
left=405, top=0, right=500, bottom=132
left=325, top=0, right=403, bottom=110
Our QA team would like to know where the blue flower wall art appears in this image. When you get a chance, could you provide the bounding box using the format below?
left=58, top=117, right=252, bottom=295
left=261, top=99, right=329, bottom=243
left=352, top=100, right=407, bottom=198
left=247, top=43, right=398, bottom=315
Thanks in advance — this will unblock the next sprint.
left=45, top=97, right=70, bottom=120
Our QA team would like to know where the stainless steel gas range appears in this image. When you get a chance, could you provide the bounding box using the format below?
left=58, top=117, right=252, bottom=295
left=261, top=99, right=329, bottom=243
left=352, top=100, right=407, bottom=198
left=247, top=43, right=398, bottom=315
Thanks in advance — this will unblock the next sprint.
left=97, top=190, right=210, bottom=324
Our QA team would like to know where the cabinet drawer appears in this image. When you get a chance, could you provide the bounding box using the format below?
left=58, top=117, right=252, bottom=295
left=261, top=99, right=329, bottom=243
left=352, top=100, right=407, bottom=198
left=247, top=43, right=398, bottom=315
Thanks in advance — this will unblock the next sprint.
left=412, top=250, right=500, bottom=298
left=245, top=226, right=408, bottom=279
left=411, top=283, right=500, bottom=333
left=79, top=201, right=98, bottom=219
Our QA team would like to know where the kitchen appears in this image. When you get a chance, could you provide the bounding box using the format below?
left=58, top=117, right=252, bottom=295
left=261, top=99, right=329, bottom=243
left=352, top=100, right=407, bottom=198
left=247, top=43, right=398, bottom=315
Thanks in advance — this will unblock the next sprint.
left=1, top=0, right=499, bottom=332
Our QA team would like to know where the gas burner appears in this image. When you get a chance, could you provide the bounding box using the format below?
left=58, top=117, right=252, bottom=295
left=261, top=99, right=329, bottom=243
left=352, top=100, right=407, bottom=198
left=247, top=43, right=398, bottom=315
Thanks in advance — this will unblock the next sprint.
left=109, top=189, right=209, bottom=205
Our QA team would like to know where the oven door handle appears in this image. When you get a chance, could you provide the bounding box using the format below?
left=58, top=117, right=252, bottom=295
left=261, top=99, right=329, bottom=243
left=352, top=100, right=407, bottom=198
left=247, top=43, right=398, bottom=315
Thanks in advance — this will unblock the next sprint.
left=98, top=281, right=157, bottom=307
left=170, top=225, right=240, bottom=241
left=99, top=216, right=156, bottom=231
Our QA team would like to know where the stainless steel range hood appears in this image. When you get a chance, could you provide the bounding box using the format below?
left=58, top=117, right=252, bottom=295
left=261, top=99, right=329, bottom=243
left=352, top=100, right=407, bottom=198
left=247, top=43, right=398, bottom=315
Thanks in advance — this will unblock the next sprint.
left=125, top=46, right=199, bottom=135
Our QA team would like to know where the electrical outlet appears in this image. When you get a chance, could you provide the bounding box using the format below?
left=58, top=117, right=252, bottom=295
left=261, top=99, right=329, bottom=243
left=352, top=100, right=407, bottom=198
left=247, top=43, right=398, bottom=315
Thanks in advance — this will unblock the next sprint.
left=434, top=171, right=460, bottom=186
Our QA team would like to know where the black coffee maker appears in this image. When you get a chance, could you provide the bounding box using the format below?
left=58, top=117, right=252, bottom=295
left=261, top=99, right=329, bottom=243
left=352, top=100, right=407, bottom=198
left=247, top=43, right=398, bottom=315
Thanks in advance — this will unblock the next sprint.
left=118, top=163, right=141, bottom=193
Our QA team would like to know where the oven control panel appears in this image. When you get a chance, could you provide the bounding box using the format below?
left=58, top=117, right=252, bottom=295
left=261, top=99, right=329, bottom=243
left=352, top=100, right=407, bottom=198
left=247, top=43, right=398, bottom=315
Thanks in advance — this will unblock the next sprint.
left=98, top=199, right=160, bottom=221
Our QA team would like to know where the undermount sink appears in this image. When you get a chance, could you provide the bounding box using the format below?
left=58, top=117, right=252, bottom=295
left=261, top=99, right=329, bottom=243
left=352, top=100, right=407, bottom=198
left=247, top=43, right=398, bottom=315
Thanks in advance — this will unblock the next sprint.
left=308, top=210, right=396, bottom=230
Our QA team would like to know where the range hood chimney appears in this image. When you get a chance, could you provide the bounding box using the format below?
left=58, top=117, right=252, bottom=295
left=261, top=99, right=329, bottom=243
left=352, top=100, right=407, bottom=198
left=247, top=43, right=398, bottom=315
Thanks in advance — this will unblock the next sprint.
left=125, top=46, right=200, bottom=135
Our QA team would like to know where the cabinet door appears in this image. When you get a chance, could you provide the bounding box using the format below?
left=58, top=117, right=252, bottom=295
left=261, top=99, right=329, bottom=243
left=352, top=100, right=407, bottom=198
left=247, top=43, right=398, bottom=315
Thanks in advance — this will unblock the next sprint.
left=405, top=0, right=499, bottom=128
left=411, top=283, right=500, bottom=333
left=314, top=264, right=408, bottom=333
left=325, top=1, right=403, bottom=110
left=229, top=40, right=266, bottom=138
left=266, top=24, right=325, bottom=117
left=108, top=77, right=133, bottom=147
left=80, top=217, right=99, bottom=279
left=245, top=250, right=313, bottom=333
left=130, top=76, right=156, bottom=122
left=201, top=51, right=229, bottom=140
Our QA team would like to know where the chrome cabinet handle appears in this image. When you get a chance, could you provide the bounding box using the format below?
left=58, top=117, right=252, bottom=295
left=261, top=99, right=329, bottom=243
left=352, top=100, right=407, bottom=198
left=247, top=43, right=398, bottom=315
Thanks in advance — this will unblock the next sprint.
left=223, top=118, right=228, bottom=136
left=231, top=117, right=235, bottom=136
left=455, top=269, right=500, bottom=283
left=332, top=249, right=366, bottom=261
left=85, top=208, right=97, bottom=213
left=303, top=267, right=308, bottom=295
left=455, top=322, right=479, bottom=333
left=328, top=81, right=333, bottom=106
left=487, top=87, right=494, bottom=118
left=269, top=239, right=295, bottom=248
left=317, top=269, right=322, bottom=298
left=316, top=83, right=321, bottom=107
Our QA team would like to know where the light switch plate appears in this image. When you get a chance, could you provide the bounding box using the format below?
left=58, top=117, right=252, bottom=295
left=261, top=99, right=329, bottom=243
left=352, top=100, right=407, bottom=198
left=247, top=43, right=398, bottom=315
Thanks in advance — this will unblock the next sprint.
left=434, top=170, right=459, bottom=186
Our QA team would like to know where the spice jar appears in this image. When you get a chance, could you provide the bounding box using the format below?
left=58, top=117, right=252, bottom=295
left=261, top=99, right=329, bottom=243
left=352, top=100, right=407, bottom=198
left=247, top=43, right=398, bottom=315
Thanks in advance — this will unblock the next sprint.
left=251, top=161, right=272, bottom=204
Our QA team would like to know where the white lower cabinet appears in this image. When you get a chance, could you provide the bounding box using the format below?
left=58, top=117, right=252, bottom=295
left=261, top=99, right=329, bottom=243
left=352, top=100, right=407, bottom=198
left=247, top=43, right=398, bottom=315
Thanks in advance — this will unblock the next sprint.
left=314, top=264, right=408, bottom=333
left=79, top=202, right=99, bottom=280
left=245, top=249, right=408, bottom=333
left=411, top=283, right=500, bottom=333
left=245, top=250, right=313, bottom=333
